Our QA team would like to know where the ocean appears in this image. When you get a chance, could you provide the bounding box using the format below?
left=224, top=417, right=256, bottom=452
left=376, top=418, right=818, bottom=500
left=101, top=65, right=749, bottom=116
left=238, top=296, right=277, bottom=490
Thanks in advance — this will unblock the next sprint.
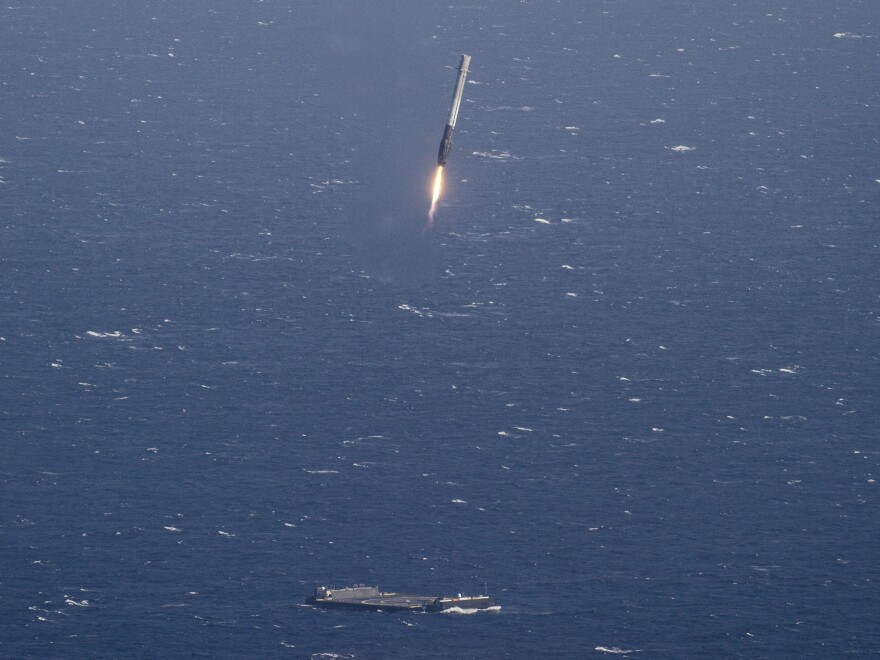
left=2, top=1, right=878, bottom=657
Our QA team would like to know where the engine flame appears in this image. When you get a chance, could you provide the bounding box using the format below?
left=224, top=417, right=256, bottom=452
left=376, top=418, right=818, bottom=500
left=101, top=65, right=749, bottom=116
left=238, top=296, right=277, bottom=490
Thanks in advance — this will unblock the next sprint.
left=428, top=165, right=443, bottom=226
left=432, top=165, right=444, bottom=205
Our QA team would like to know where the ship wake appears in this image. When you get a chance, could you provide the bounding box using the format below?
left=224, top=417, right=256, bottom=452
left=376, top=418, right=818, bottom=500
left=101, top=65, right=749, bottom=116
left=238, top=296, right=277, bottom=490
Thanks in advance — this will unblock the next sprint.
left=439, top=605, right=502, bottom=615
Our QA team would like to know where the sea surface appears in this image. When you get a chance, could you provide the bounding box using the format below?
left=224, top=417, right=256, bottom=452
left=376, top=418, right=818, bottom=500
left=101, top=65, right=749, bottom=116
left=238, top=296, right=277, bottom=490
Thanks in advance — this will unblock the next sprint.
left=2, top=1, right=878, bottom=658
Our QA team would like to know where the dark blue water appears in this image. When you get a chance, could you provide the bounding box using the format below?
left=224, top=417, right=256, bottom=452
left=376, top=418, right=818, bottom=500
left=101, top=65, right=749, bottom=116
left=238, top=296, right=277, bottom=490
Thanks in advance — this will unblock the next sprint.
left=2, top=1, right=878, bottom=657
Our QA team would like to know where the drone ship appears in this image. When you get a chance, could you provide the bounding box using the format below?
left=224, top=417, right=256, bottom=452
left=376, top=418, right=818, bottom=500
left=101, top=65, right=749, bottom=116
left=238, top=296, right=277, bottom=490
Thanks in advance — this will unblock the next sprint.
left=306, top=584, right=498, bottom=613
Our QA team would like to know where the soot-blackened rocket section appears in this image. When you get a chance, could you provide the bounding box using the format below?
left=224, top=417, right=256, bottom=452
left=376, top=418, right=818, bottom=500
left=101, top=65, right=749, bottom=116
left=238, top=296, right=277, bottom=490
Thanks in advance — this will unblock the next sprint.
left=437, top=55, right=471, bottom=167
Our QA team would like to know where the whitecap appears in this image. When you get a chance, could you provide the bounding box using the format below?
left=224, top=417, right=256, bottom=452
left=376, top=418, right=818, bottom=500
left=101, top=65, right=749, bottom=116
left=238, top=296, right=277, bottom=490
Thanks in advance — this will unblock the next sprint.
left=472, top=150, right=519, bottom=161
left=670, top=145, right=695, bottom=152
left=398, top=303, right=430, bottom=318
left=595, top=647, right=639, bottom=655
left=440, top=605, right=501, bottom=615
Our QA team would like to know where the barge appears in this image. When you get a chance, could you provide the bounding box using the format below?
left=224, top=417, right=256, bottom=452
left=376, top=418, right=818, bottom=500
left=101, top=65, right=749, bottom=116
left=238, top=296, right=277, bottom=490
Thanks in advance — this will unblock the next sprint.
left=306, top=584, right=498, bottom=613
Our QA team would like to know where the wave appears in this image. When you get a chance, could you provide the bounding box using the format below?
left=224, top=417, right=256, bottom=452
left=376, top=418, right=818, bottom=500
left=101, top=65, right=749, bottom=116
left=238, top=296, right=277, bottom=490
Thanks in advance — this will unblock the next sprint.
left=472, top=150, right=520, bottom=161
left=595, top=647, right=640, bottom=655
left=439, top=605, right=502, bottom=615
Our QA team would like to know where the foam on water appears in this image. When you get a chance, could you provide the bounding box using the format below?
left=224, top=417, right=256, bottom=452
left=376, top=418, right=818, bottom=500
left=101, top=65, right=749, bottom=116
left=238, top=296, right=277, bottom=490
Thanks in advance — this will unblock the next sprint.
left=595, top=647, right=639, bottom=655
left=439, top=605, right=502, bottom=615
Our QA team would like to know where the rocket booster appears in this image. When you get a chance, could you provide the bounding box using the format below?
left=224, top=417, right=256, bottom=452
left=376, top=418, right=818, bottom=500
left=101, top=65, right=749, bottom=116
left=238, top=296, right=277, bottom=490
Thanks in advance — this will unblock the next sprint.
left=437, top=54, right=471, bottom=167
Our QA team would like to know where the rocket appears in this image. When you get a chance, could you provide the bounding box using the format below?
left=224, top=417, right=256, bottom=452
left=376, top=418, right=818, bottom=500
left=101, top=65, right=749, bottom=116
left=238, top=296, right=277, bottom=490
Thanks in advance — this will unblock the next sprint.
left=428, top=54, right=472, bottom=224
left=437, top=55, right=471, bottom=167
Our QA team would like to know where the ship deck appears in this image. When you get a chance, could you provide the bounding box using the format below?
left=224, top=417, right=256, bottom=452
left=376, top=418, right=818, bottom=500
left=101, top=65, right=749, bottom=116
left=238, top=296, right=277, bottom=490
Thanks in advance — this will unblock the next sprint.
left=331, top=593, right=437, bottom=609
